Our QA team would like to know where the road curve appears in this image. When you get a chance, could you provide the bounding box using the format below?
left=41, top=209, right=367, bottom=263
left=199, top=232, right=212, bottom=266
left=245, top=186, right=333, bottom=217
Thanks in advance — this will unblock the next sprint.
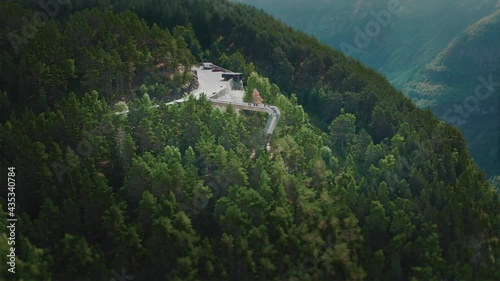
left=209, top=99, right=281, bottom=136
left=115, top=65, right=281, bottom=136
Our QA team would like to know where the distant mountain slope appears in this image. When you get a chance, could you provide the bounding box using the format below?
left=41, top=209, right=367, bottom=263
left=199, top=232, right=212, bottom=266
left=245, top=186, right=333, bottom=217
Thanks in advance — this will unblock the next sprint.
left=405, top=9, right=500, bottom=176
left=233, top=0, right=499, bottom=87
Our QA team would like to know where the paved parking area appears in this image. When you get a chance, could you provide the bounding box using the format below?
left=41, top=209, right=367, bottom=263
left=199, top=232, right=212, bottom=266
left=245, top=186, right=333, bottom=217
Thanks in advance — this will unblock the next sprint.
left=191, top=66, right=229, bottom=99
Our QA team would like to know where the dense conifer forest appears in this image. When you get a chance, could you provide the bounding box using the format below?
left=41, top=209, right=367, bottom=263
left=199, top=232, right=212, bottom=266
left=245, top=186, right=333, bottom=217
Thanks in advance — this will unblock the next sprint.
left=0, top=0, right=498, bottom=280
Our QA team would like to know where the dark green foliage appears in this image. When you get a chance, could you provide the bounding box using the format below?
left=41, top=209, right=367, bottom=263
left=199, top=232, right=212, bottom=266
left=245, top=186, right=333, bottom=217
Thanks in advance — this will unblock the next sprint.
left=0, top=1, right=498, bottom=281
left=0, top=1, right=196, bottom=111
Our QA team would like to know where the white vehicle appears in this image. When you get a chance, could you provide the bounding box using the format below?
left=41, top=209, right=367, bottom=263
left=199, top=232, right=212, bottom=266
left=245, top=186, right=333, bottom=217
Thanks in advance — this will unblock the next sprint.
left=202, top=62, right=214, bottom=69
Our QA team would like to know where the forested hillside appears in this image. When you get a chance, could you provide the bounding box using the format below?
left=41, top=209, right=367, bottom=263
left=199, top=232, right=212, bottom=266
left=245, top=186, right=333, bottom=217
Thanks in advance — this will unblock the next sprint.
left=0, top=1, right=197, bottom=117
left=0, top=1, right=499, bottom=280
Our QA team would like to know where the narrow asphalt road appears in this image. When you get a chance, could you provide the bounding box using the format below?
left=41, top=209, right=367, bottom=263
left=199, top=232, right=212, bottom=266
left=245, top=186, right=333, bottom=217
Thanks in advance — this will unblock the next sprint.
left=116, top=65, right=280, bottom=137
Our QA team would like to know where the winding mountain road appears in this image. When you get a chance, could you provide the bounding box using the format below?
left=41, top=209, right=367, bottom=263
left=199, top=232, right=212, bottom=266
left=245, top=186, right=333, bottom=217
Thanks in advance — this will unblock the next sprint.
left=209, top=99, right=281, bottom=138
left=117, top=65, right=281, bottom=137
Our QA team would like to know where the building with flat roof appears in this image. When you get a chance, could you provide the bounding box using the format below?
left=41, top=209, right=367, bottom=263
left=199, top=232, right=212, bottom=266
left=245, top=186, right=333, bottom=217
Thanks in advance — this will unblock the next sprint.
left=222, top=72, right=243, bottom=82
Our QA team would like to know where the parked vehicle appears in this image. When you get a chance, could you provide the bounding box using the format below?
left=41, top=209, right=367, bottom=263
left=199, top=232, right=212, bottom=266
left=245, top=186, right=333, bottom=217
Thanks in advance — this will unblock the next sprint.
left=212, top=67, right=223, bottom=72
left=202, top=62, right=214, bottom=69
